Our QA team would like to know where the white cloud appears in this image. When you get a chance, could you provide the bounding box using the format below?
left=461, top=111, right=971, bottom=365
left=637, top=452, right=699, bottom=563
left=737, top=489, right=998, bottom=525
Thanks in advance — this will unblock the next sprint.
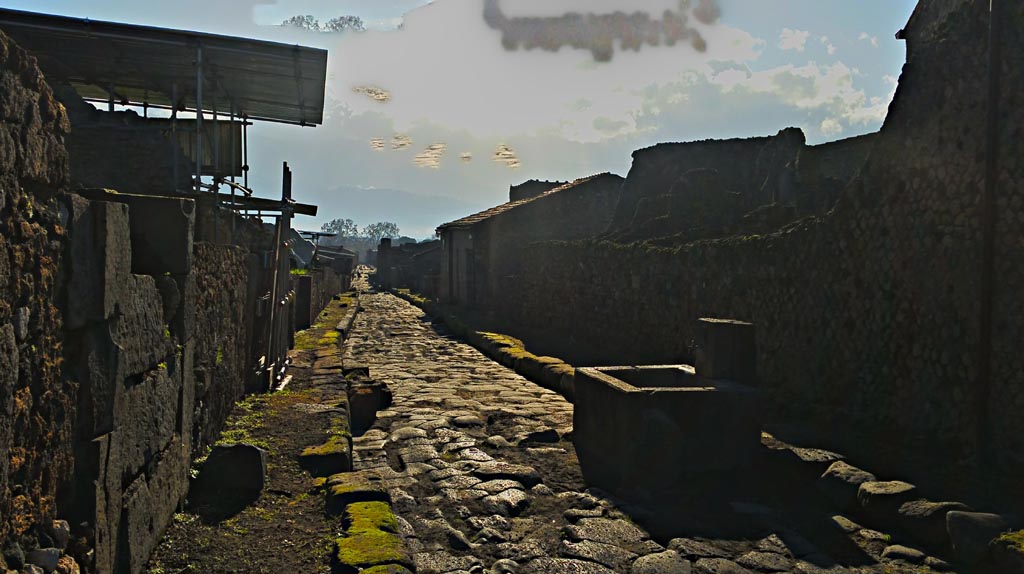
left=820, top=118, right=843, bottom=136
left=778, top=28, right=810, bottom=51
left=820, top=35, right=836, bottom=55
left=859, top=32, right=879, bottom=47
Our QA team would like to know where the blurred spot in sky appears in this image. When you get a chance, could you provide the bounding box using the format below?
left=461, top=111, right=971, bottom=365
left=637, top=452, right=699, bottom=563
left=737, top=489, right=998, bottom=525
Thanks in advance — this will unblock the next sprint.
left=415, top=143, right=448, bottom=168
left=483, top=0, right=721, bottom=62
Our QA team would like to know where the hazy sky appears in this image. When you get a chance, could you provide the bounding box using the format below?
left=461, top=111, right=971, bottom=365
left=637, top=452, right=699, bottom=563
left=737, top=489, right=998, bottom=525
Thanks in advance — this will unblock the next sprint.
left=2, top=0, right=917, bottom=237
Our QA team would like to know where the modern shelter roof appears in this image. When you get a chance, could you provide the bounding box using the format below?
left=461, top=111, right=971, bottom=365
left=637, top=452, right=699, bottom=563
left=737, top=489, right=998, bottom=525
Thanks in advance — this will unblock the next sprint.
left=0, top=8, right=328, bottom=126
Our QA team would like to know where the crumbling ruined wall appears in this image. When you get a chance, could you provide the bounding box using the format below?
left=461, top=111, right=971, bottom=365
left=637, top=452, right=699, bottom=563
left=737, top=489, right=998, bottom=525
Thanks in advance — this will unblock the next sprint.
left=0, top=27, right=76, bottom=557
left=605, top=129, right=874, bottom=245
left=503, top=0, right=1023, bottom=476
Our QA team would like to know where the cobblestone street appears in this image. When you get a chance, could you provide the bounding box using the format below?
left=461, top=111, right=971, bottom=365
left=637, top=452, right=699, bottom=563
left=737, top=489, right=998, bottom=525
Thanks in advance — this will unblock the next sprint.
left=340, top=284, right=951, bottom=574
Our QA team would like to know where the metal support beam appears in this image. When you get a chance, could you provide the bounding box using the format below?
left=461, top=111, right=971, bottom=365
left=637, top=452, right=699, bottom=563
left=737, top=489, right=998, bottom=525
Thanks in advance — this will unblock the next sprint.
left=171, top=82, right=178, bottom=194
left=195, top=43, right=203, bottom=194
left=976, top=0, right=1003, bottom=460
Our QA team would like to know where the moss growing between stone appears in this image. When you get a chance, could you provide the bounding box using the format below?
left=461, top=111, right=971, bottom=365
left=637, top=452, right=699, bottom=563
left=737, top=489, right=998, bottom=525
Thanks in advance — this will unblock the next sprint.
left=999, top=530, right=1024, bottom=553
left=215, top=395, right=273, bottom=452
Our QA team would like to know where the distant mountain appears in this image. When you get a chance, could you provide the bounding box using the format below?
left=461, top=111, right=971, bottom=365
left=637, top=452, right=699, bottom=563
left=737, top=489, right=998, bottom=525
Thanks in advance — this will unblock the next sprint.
left=315, top=185, right=492, bottom=239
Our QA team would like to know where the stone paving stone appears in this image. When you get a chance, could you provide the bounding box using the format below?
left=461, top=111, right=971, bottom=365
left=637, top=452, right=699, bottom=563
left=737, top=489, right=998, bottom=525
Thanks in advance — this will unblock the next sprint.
left=560, top=539, right=638, bottom=570
left=523, top=557, right=618, bottom=574
left=631, top=550, right=692, bottom=574
left=564, top=518, right=649, bottom=547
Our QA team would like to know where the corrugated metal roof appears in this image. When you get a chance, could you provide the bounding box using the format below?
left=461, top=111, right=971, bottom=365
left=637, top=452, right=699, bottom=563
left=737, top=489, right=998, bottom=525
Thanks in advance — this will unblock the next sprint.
left=437, top=173, right=614, bottom=231
left=0, top=8, right=327, bottom=126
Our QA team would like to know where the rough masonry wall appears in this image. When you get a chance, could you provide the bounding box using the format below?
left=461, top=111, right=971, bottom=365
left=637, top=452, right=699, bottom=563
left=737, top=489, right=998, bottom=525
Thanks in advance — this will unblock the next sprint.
left=0, top=29, right=74, bottom=545
left=193, top=243, right=253, bottom=451
left=979, top=0, right=1022, bottom=476
left=504, top=0, right=1023, bottom=474
left=53, top=84, right=193, bottom=196
left=479, top=174, right=623, bottom=304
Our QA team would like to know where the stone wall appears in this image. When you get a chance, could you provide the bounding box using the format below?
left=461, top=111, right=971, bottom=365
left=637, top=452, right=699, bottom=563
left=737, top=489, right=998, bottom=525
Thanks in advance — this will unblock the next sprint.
left=53, top=84, right=193, bottom=196
left=377, top=240, right=441, bottom=296
left=440, top=173, right=623, bottom=307
left=480, top=174, right=623, bottom=305
left=61, top=192, right=197, bottom=574
left=605, top=128, right=874, bottom=245
left=193, top=243, right=254, bottom=451
left=0, top=27, right=74, bottom=550
left=500, top=0, right=1024, bottom=479
left=295, top=268, right=344, bottom=330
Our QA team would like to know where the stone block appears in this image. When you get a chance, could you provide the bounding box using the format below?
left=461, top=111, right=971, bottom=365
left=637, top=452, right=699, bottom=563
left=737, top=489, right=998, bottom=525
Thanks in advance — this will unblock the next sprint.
left=898, top=499, right=972, bottom=550
left=694, top=318, right=757, bottom=385
left=192, top=443, right=268, bottom=504
left=122, top=471, right=154, bottom=574
left=118, top=365, right=181, bottom=478
left=112, top=274, right=176, bottom=377
left=123, top=435, right=190, bottom=574
left=857, top=481, right=917, bottom=525
left=295, top=275, right=314, bottom=330
left=349, top=382, right=388, bottom=436
left=818, top=461, right=876, bottom=512
left=63, top=194, right=132, bottom=330
left=325, top=470, right=391, bottom=515
left=947, top=511, right=1009, bottom=565
left=77, top=189, right=195, bottom=276
left=90, top=432, right=119, bottom=574
left=300, top=436, right=353, bottom=477
left=25, top=548, right=60, bottom=572
left=574, top=365, right=761, bottom=497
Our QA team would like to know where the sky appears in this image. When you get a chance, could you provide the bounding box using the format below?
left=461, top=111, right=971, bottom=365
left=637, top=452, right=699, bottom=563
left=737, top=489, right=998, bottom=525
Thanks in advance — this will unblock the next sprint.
left=2, top=0, right=917, bottom=238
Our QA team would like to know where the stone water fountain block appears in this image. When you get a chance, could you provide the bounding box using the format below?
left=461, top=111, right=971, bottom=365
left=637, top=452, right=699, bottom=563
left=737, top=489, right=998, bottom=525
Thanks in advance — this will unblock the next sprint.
left=574, top=365, right=761, bottom=495
left=695, top=318, right=757, bottom=384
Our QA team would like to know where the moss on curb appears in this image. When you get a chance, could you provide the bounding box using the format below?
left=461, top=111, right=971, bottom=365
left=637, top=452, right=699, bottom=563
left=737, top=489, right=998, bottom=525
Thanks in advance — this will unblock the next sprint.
left=359, top=565, right=413, bottom=574
left=325, top=471, right=390, bottom=515
left=300, top=435, right=349, bottom=458
left=293, top=292, right=358, bottom=350
left=334, top=529, right=411, bottom=571
left=392, top=288, right=578, bottom=401
left=344, top=501, right=399, bottom=534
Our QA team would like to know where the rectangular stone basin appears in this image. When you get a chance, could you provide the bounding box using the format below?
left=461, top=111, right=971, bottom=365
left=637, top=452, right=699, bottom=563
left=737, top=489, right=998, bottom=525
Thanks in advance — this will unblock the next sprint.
left=573, top=365, right=762, bottom=496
